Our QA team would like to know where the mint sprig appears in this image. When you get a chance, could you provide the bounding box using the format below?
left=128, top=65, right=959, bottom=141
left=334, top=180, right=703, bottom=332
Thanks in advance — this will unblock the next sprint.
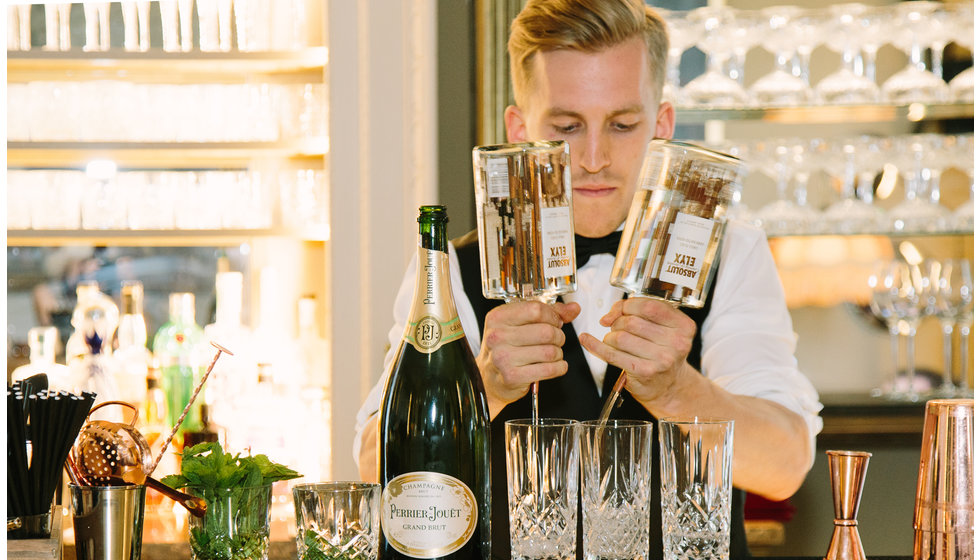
left=162, top=442, right=301, bottom=560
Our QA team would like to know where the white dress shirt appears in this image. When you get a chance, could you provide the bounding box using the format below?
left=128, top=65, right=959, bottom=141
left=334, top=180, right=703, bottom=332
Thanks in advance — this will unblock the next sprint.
left=353, top=220, right=824, bottom=464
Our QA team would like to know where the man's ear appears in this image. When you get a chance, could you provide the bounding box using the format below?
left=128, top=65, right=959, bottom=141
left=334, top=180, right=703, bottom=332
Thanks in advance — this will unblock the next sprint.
left=654, top=101, right=675, bottom=140
left=504, top=105, right=528, bottom=143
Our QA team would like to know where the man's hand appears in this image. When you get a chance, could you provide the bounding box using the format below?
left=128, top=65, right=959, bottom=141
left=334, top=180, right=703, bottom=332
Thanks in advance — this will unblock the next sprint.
left=477, top=300, right=581, bottom=418
left=579, top=297, right=698, bottom=408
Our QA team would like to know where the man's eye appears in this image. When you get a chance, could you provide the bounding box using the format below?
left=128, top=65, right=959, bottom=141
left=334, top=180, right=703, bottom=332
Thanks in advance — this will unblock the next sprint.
left=612, top=122, right=639, bottom=132
left=552, top=123, right=579, bottom=134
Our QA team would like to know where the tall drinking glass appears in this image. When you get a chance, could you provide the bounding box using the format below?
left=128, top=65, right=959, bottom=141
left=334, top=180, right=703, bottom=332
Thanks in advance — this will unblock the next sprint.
left=581, top=420, right=654, bottom=560
left=659, top=418, right=734, bottom=560
left=473, top=141, right=577, bottom=421
left=505, top=419, right=580, bottom=560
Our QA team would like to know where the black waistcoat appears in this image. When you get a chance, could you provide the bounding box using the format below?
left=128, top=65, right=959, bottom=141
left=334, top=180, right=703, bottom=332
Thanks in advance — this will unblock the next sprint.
left=452, top=230, right=749, bottom=560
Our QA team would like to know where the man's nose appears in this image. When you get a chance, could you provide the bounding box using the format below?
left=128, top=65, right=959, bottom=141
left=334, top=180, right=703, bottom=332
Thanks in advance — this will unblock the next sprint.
left=578, top=130, right=611, bottom=174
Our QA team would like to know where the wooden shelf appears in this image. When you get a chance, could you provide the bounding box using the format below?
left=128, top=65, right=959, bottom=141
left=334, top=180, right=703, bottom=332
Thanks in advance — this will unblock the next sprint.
left=6, top=48, right=327, bottom=84
left=7, top=139, right=328, bottom=169
left=676, top=102, right=973, bottom=124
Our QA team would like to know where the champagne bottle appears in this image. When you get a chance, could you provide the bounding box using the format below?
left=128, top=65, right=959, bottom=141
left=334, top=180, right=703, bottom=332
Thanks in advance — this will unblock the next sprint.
left=378, top=205, right=491, bottom=560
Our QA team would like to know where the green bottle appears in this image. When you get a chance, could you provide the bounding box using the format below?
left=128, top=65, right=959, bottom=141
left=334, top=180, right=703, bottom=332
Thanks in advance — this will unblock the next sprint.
left=152, top=292, right=208, bottom=444
left=378, top=205, right=491, bottom=560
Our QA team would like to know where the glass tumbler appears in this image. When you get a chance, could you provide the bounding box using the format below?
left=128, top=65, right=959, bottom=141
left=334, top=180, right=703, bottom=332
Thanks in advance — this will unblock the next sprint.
left=187, top=484, right=273, bottom=560
left=292, top=482, right=381, bottom=560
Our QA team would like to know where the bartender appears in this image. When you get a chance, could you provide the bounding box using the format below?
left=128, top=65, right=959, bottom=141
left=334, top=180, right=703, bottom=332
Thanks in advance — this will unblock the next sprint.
left=355, top=0, right=823, bottom=558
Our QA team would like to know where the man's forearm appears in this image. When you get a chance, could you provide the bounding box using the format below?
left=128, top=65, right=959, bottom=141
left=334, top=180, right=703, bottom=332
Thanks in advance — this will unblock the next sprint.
left=641, top=367, right=813, bottom=500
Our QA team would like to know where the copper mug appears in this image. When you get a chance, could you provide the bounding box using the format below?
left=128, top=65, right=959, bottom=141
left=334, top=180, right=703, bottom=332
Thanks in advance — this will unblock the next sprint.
left=913, top=399, right=974, bottom=560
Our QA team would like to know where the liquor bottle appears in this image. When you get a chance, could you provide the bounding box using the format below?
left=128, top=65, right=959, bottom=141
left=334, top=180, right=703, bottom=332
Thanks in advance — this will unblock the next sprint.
left=204, top=270, right=254, bottom=430
left=113, top=280, right=152, bottom=405
left=66, top=280, right=120, bottom=400
left=11, top=326, right=72, bottom=390
left=378, top=205, right=491, bottom=560
left=152, top=292, right=209, bottom=442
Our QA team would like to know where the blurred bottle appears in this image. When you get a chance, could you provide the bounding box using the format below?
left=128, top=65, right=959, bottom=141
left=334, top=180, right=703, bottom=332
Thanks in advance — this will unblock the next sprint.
left=227, top=362, right=298, bottom=466
left=153, top=292, right=209, bottom=444
left=203, top=269, right=254, bottom=431
left=11, top=326, right=72, bottom=390
left=139, top=364, right=179, bottom=478
left=113, top=280, right=152, bottom=405
left=296, top=295, right=328, bottom=388
left=66, top=280, right=120, bottom=400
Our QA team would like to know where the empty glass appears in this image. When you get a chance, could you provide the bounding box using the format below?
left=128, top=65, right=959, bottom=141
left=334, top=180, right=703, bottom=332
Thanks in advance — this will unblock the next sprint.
left=682, top=7, right=748, bottom=107
left=881, top=1, right=949, bottom=104
left=505, top=419, right=580, bottom=560
left=888, top=135, right=951, bottom=233
left=822, top=138, right=885, bottom=234
left=815, top=4, right=879, bottom=105
left=929, top=260, right=973, bottom=397
left=750, top=6, right=811, bottom=106
left=582, top=420, right=653, bottom=560
left=660, top=9, right=701, bottom=106
left=948, top=3, right=974, bottom=102
left=868, top=260, right=905, bottom=399
left=659, top=418, right=733, bottom=560
left=292, top=482, right=381, bottom=560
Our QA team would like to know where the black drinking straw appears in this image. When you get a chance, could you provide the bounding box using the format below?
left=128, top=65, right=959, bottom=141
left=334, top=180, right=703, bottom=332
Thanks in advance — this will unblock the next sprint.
left=7, top=391, right=30, bottom=516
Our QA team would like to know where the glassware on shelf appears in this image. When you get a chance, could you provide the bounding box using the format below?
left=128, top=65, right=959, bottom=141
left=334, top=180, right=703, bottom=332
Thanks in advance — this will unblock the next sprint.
left=752, top=139, right=819, bottom=235
left=660, top=9, right=701, bottom=106
left=749, top=6, right=811, bottom=106
left=6, top=170, right=32, bottom=230
left=948, top=3, right=975, bottom=103
left=950, top=135, right=974, bottom=231
left=726, top=9, right=764, bottom=93
left=43, top=3, right=72, bottom=52
left=121, top=1, right=151, bottom=52
left=930, top=259, right=973, bottom=397
left=682, top=6, right=748, bottom=107
left=197, top=0, right=221, bottom=52
left=888, top=135, right=951, bottom=233
left=881, top=1, right=949, bottom=104
left=814, top=4, right=880, bottom=105
left=788, top=8, right=825, bottom=90
left=82, top=2, right=111, bottom=52
left=178, top=0, right=195, bottom=52
left=822, top=138, right=885, bottom=234
left=159, top=0, right=180, bottom=52
left=8, top=4, right=31, bottom=51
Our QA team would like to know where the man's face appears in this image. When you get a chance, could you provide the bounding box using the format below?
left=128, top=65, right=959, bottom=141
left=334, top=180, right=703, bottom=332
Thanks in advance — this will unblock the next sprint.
left=506, top=37, right=674, bottom=237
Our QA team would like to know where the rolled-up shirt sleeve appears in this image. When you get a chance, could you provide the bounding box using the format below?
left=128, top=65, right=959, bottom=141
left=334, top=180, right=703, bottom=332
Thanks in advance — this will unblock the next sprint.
left=701, top=221, right=824, bottom=461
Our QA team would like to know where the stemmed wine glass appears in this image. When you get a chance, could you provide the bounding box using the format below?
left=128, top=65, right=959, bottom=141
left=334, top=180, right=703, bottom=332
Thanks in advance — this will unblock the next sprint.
left=890, top=260, right=931, bottom=401
left=881, top=1, right=949, bottom=104
left=950, top=135, right=974, bottom=231
left=822, top=137, right=884, bottom=234
left=930, top=259, right=973, bottom=397
left=868, top=260, right=905, bottom=399
left=605, top=140, right=745, bottom=421
left=888, top=135, right=950, bottom=233
left=815, top=3, right=879, bottom=105
left=472, top=141, right=578, bottom=422
left=750, top=6, right=811, bottom=106
left=659, top=8, right=701, bottom=107
left=682, top=6, right=748, bottom=107
left=948, top=3, right=974, bottom=102
left=752, top=139, right=820, bottom=235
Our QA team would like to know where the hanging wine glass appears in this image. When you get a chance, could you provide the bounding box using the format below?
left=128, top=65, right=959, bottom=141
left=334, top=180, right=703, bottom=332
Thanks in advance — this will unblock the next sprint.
left=815, top=4, right=880, bottom=105
left=682, top=6, right=748, bottom=107
left=659, top=8, right=701, bottom=107
left=749, top=6, right=811, bottom=106
left=868, top=260, right=906, bottom=399
left=888, top=134, right=951, bottom=233
left=931, top=259, right=973, bottom=397
left=823, top=137, right=885, bottom=234
left=881, top=1, right=949, bottom=104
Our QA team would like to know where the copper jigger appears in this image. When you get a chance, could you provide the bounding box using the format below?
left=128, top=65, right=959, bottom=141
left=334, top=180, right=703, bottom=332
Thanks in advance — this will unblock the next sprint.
left=913, top=398, right=974, bottom=560
left=824, top=450, right=872, bottom=560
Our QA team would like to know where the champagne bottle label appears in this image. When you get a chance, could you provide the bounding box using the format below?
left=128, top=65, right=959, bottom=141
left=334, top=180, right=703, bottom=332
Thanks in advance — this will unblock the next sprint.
left=404, top=248, right=465, bottom=354
left=404, top=315, right=464, bottom=354
left=658, top=212, right=713, bottom=290
left=381, top=471, right=479, bottom=557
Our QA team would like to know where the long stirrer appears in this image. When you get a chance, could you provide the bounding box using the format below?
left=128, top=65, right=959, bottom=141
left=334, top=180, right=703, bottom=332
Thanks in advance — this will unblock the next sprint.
left=147, top=341, right=232, bottom=475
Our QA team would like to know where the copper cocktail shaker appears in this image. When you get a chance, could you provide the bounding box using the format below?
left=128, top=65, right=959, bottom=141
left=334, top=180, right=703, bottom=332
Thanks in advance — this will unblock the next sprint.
left=913, top=399, right=974, bottom=560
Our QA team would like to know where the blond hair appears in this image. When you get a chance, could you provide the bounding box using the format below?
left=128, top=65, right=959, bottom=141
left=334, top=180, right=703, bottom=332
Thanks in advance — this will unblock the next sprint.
left=508, top=0, right=669, bottom=107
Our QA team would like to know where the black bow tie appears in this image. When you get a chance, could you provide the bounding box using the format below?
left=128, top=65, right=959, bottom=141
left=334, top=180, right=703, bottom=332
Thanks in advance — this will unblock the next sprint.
left=575, top=231, right=622, bottom=268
